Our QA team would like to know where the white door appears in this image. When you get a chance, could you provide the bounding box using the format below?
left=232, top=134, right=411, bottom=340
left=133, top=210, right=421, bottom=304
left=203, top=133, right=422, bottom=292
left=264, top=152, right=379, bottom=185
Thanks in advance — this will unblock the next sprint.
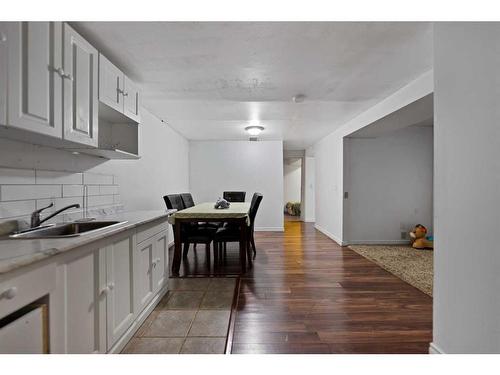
left=152, top=231, right=169, bottom=292
left=7, top=22, right=63, bottom=138
left=105, top=233, right=136, bottom=349
left=52, top=248, right=106, bottom=354
left=0, top=23, right=8, bottom=125
left=135, top=239, right=154, bottom=312
left=99, top=54, right=124, bottom=113
left=62, top=23, right=98, bottom=147
left=123, top=75, right=140, bottom=122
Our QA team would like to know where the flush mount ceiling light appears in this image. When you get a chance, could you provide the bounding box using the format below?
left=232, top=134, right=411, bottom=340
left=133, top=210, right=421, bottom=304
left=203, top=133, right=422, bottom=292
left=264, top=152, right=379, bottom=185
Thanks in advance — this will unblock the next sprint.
left=245, top=125, right=265, bottom=136
left=292, top=94, right=306, bottom=103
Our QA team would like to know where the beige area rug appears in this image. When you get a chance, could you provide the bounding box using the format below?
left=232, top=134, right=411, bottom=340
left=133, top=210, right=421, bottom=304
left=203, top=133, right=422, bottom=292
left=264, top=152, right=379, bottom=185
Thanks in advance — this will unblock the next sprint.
left=348, top=245, right=433, bottom=297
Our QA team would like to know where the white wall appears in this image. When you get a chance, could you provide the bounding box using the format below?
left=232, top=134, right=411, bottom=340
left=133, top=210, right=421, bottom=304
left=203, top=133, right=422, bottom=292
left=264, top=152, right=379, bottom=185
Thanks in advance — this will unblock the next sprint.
left=303, top=156, right=315, bottom=222
left=0, top=107, right=189, bottom=220
left=189, top=140, right=284, bottom=231
left=344, top=126, right=433, bottom=244
left=283, top=159, right=301, bottom=206
left=432, top=23, right=500, bottom=354
left=311, top=70, right=434, bottom=245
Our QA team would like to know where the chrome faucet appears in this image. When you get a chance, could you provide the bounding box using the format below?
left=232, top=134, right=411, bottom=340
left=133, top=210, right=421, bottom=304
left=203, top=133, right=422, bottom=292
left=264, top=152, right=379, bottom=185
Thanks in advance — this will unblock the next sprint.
left=30, top=203, right=81, bottom=228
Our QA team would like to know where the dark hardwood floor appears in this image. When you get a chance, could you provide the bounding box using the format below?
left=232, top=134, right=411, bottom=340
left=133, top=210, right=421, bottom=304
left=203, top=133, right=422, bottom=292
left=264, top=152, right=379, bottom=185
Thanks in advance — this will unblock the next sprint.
left=169, top=220, right=433, bottom=354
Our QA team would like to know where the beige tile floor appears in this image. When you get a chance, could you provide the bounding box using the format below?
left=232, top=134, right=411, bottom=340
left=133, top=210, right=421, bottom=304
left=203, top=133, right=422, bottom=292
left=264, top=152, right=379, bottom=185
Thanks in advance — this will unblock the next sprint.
left=122, top=277, right=237, bottom=354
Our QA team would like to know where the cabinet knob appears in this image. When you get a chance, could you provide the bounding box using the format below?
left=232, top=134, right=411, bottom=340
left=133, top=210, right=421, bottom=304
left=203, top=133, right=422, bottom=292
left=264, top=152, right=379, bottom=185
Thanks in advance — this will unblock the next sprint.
left=122, top=92, right=129, bottom=97
left=1, top=287, right=18, bottom=300
left=108, top=282, right=115, bottom=290
left=100, top=286, right=110, bottom=296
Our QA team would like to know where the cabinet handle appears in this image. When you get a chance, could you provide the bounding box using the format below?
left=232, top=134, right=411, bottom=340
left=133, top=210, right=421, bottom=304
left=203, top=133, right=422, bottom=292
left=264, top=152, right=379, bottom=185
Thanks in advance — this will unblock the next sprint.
left=108, top=282, right=115, bottom=290
left=100, top=286, right=110, bottom=296
left=1, top=287, right=18, bottom=300
left=54, top=67, right=73, bottom=81
left=122, top=92, right=129, bottom=97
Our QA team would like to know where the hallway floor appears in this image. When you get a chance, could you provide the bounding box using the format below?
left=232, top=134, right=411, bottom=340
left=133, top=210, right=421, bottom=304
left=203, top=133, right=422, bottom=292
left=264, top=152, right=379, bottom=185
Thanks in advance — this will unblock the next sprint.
left=171, top=221, right=433, bottom=354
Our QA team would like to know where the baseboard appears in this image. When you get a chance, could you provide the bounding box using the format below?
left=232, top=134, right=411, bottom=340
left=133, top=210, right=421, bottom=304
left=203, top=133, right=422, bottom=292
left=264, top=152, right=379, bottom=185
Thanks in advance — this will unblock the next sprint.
left=314, top=224, right=344, bottom=246
left=304, top=217, right=315, bottom=223
left=345, top=240, right=410, bottom=246
left=429, top=342, right=444, bottom=354
left=255, top=227, right=284, bottom=232
left=108, top=284, right=169, bottom=354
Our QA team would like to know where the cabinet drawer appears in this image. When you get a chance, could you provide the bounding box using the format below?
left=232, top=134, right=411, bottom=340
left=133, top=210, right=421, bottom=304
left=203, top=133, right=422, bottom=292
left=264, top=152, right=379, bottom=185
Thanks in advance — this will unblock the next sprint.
left=136, top=220, right=168, bottom=245
left=0, top=263, right=56, bottom=319
left=0, top=304, right=48, bottom=354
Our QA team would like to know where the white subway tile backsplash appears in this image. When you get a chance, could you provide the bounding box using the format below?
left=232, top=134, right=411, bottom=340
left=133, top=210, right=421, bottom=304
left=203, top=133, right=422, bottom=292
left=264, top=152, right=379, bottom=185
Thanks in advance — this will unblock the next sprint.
left=83, top=172, right=113, bottom=185
left=86, top=185, right=101, bottom=196
left=0, top=167, right=36, bottom=185
left=36, top=170, right=83, bottom=185
left=87, top=195, right=114, bottom=207
left=100, top=185, right=119, bottom=195
left=62, top=185, right=84, bottom=197
left=0, top=200, right=36, bottom=218
left=1, top=185, right=62, bottom=201
left=0, top=167, right=119, bottom=221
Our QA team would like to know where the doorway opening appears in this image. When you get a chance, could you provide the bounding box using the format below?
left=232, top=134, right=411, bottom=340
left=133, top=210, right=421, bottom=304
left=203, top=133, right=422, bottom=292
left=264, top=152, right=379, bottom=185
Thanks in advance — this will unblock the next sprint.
left=283, top=157, right=302, bottom=222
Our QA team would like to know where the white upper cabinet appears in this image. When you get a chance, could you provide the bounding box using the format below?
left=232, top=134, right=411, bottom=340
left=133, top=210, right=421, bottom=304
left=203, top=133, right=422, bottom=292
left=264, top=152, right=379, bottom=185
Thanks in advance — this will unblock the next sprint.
left=99, top=54, right=123, bottom=113
left=98, top=53, right=141, bottom=123
left=0, top=23, right=8, bottom=125
left=62, top=23, right=98, bottom=147
left=123, top=75, right=140, bottom=123
left=6, top=22, right=63, bottom=138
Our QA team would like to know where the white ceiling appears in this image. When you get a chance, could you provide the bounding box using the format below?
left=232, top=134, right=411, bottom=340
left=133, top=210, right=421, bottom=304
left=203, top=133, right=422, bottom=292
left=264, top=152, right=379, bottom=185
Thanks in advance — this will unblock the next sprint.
left=74, top=22, right=433, bottom=150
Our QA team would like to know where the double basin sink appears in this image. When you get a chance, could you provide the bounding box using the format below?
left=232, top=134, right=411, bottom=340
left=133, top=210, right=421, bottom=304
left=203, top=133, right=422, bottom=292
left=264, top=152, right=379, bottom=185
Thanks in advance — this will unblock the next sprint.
left=9, top=221, right=127, bottom=239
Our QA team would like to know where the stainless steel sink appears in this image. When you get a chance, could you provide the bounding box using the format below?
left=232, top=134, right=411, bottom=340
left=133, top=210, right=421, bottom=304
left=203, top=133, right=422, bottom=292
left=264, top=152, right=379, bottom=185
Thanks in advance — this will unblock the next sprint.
left=9, top=221, right=127, bottom=239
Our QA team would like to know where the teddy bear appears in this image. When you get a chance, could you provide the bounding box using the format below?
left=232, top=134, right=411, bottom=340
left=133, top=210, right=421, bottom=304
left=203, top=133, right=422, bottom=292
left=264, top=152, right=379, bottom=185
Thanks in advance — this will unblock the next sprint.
left=409, top=224, right=433, bottom=249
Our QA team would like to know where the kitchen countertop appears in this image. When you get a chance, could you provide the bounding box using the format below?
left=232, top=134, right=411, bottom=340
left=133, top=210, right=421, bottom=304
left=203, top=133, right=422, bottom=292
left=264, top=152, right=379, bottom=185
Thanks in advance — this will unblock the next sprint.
left=0, top=210, right=176, bottom=276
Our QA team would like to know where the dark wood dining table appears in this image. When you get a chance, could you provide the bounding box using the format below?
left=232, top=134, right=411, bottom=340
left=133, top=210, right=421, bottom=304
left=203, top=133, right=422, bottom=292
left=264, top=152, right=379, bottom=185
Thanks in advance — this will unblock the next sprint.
left=167, top=202, right=251, bottom=276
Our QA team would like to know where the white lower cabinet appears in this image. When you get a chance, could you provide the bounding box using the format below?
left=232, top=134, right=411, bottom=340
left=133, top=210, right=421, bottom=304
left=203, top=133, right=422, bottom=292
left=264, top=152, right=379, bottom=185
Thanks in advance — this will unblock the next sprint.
left=103, top=232, right=136, bottom=350
left=135, top=230, right=168, bottom=313
left=49, top=219, right=169, bottom=354
left=152, top=231, right=169, bottom=292
left=136, top=238, right=155, bottom=311
left=52, top=247, right=106, bottom=354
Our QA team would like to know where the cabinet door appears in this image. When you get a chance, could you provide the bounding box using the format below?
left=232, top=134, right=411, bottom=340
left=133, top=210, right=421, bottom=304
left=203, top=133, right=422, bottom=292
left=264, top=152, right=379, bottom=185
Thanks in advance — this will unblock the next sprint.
left=152, top=231, right=169, bottom=292
left=123, top=75, right=140, bottom=122
left=99, top=54, right=124, bottom=113
left=62, top=23, right=98, bottom=147
left=105, top=233, right=136, bottom=349
left=52, top=248, right=106, bottom=354
left=135, top=239, right=154, bottom=312
left=0, top=23, right=7, bottom=125
left=7, top=22, right=63, bottom=137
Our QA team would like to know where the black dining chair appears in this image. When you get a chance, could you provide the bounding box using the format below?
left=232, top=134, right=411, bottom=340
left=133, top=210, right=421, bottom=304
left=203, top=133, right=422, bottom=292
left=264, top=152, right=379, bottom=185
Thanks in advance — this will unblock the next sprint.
left=223, top=191, right=246, bottom=202
left=180, top=193, right=195, bottom=208
left=181, top=192, right=220, bottom=232
left=213, top=193, right=263, bottom=267
left=163, top=194, right=216, bottom=261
